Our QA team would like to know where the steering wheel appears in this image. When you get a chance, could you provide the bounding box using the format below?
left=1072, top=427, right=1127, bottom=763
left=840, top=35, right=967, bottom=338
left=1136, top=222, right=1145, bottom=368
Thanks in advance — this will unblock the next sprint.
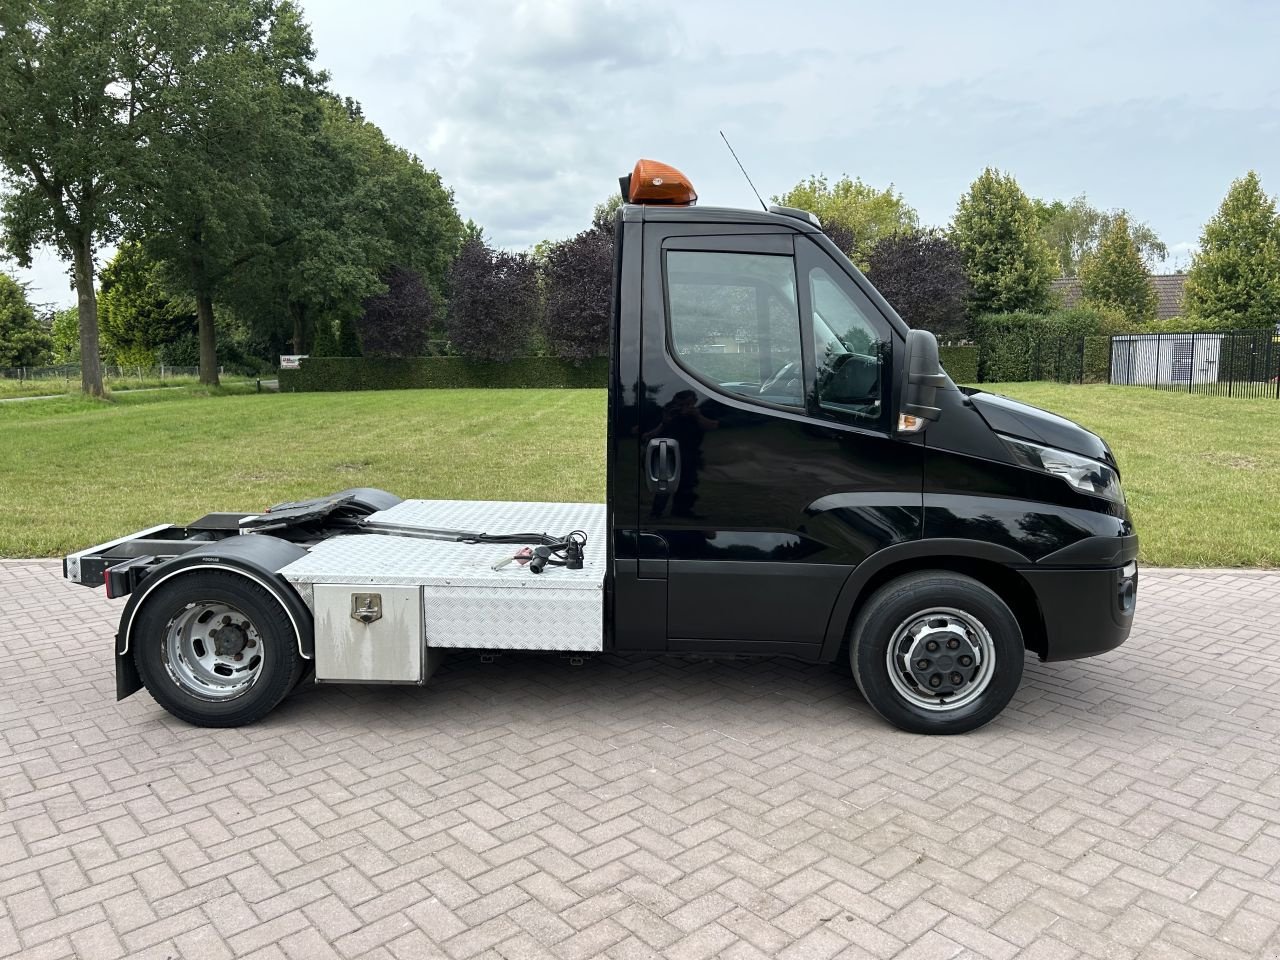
left=759, top=360, right=801, bottom=399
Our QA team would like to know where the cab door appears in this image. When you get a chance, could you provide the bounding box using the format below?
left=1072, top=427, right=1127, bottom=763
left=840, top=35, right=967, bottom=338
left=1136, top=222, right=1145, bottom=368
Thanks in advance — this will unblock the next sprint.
left=635, top=226, right=923, bottom=656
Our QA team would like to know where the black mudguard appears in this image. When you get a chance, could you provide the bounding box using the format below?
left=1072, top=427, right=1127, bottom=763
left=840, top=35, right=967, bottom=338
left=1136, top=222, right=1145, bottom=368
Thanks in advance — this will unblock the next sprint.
left=114, top=535, right=313, bottom=700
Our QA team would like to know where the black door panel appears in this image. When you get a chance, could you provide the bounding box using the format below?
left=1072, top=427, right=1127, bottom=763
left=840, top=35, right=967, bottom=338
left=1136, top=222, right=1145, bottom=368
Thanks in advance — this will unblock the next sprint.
left=635, top=226, right=923, bottom=650
left=667, top=560, right=849, bottom=647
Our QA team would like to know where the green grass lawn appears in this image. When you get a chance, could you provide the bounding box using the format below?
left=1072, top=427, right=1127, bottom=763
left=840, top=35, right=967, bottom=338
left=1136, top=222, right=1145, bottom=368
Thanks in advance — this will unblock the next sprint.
left=979, top=383, right=1280, bottom=568
left=0, top=388, right=605, bottom=557
left=1, top=383, right=1276, bottom=566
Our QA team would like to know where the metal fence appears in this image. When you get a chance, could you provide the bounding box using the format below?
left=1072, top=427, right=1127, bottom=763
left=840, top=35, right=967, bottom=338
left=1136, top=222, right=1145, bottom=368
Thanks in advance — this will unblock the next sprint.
left=1109, top=329, right=1280, bottom=399
left=0, top=364, right=206, bottom=382
left=1024, top=336, right=1090, bottom=384
left=971, top=334, right=1106, bottom=385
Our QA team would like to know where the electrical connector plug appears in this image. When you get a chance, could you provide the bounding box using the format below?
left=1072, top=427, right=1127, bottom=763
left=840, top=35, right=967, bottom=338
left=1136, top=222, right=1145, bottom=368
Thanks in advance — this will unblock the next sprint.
left=529, top=545, right=553, bottom=574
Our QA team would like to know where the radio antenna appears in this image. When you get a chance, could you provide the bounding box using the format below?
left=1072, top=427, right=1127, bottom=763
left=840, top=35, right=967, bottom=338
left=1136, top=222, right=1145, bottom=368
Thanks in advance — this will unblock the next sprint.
left=719, top=131, right=767, bottom=211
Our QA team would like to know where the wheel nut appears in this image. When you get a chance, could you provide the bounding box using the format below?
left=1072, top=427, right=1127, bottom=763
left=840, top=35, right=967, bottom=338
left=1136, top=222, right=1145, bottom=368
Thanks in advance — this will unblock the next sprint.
left=222, top=616, right=231, bottom=625
left=959, top=655, right=972, bottom=667
left=929, top=674, right=942, bottom=688
left=950, top=672, right=963, bottom=685
left=926, top=640, right=939, bottom=652
left=916, top=659, right=929, bottom=669
left=947, top=638, right=959, bottom=650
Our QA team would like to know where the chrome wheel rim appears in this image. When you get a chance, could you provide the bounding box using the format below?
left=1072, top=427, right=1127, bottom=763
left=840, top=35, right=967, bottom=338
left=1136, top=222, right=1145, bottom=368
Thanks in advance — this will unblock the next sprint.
left=163, top=601, right=264, bottom=701
left=885, top=607, right=996, bottom=712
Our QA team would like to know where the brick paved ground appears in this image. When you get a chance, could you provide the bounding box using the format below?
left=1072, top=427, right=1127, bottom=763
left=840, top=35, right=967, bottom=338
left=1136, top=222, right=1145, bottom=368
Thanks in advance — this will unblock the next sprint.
left=2, top=561, right=1279, bottom=960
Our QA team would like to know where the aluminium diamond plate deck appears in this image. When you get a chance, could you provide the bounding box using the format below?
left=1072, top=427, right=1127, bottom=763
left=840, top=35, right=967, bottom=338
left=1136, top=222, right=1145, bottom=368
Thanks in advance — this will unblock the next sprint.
left=279, top=499, right=607, bottom=651
left=280, top=499, right=607, bottom=590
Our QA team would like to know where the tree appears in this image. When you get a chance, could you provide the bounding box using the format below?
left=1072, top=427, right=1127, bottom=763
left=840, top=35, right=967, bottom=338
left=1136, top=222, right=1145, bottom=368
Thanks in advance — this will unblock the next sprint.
left=0, top=0, right=220, bottom=395
left=773, top=174, right=918, bottom=269
left=1183, top=171, right=1280, bottom=329
left=1033, top=195, right=1167, bottom=276
left=533, top=193, right=623, bottom=264
left=134, top=0, right=325, bottom=386
left=1033, top=198, right=1088, bottom=277
left=1077, top=213, right=1158, bottom=326
left=49, top=306, right=78, bottom=363
left=821, top=223, right=857, bottom=262
left=446, top=236, right=539, bottom=361
left=865, top=232, right=970, bottom=340
left=1102, top=212, right=1166, bottom=270
left=951, top=168, right=1057, bottom=316
left=310, top=316, right=337, bottom=357
left=357, top=266, right=431, bottom=358
left=542, top=225, right=613, bottom=360
left=0, top=272, right=51, bottom=367
left=592, top=194, right=623, bottom=236
left=220, top=95, right=463, bottom=359
left=334, top=312, right=362, bottom=357
left=98, top=244, right=195, bottom=365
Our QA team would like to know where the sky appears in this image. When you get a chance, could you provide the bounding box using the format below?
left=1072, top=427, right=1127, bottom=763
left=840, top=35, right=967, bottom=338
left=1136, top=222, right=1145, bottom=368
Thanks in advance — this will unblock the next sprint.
left=10, top=0, right=1280, bottom=309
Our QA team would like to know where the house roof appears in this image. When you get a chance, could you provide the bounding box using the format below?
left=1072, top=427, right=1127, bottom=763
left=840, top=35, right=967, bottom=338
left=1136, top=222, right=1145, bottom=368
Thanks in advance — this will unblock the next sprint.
left=1050, top=273, right=1186, bottom=321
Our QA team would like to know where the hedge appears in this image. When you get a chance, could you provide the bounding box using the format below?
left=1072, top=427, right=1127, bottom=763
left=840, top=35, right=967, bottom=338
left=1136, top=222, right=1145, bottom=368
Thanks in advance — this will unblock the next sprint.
left=1082, top=336, right=1111, bottom=383
left=279, top=356, right=609, bottom=392
left=938, top=345, right=978, bottom=384
left=278, top=330, right=1157, bottom=393
left=972, top=307, right=1124, bottom=383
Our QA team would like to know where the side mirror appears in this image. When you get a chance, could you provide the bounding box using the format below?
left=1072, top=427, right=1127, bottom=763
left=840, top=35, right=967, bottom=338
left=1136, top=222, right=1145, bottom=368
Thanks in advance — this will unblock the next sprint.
left=898, top=329, right=948, bottom=432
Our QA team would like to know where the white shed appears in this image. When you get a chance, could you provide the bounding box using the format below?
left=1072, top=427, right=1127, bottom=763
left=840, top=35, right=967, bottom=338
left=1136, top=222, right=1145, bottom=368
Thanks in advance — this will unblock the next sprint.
left=1110, top=333, right=1222, bottom=386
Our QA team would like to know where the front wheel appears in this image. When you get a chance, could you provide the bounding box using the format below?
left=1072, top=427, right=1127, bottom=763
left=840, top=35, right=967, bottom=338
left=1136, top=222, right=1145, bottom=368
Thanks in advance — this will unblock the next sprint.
left=132, top=571, right=305, bottom=727
left=850, top=571, right=1024, bottom=734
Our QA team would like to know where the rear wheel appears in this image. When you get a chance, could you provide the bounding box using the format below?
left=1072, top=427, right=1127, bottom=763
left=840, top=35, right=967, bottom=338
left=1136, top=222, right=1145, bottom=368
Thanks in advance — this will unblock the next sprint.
left=132, top=571, right=305, bottom=727
left=850, top=571, right=1024, bottom=734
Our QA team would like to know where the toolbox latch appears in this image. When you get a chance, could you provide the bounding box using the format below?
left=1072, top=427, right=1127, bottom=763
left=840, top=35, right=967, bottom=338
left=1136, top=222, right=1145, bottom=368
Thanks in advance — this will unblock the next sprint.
left=350, top=593, right=383, bottom=624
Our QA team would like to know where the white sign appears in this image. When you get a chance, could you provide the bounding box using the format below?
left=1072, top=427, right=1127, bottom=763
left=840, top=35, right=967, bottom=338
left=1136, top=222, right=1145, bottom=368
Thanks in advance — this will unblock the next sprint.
left=279, top=355, right=308, bottom=370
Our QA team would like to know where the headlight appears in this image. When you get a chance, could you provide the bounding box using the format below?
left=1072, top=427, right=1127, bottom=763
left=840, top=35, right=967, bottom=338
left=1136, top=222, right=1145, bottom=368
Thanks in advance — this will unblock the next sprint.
left=1001, top=436, right=1124, bottom=503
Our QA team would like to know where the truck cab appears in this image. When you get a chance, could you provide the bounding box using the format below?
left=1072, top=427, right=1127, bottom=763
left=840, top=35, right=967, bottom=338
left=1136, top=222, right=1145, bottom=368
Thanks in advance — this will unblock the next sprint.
left=65, top=159, right=1138, bottom=735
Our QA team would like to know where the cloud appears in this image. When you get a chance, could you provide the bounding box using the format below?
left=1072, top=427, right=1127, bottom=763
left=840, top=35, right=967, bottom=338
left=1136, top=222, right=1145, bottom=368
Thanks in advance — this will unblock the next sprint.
left=504, top=0, right=681, bottom=70
left=10, top=0, right=1280, bottom=307
left=345, top=0, right=694, bottom=248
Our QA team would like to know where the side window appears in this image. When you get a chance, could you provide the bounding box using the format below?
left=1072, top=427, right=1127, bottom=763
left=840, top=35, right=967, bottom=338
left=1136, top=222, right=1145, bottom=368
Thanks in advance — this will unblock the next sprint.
left=809, top=262, right=889, bottom=425
left=666, top=250, right=803, bottom=407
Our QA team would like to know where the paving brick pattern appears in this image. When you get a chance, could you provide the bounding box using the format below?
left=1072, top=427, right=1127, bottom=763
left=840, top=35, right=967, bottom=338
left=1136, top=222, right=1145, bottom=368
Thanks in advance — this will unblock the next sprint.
left=2, top=560, right=1280, bottom=959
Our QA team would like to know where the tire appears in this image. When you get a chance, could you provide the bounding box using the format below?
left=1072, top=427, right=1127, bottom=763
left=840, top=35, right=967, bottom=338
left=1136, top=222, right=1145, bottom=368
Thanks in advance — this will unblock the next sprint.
left=132, top=570, right=305, bottom=727
left=850, top=571, right=1024, bottom=735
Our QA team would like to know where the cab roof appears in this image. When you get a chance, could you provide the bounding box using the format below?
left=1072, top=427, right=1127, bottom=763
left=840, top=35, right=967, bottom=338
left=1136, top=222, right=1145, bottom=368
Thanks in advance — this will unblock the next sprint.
left=621, top=203, right=823, bottom=232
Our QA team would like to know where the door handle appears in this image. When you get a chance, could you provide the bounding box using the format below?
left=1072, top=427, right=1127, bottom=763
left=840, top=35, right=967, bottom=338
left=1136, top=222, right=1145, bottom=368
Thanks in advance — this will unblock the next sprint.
left=646, top=438, right=681, bottom=493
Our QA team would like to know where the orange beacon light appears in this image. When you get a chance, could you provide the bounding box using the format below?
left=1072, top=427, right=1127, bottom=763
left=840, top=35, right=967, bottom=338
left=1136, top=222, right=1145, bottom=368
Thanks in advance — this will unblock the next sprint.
left=622, top=159, right=697, bottom=205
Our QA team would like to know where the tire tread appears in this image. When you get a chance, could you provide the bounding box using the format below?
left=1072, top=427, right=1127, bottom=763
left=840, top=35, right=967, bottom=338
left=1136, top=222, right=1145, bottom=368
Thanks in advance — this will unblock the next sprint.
left=850, top=570, right=1024, bottom=735
left=132, top=571, right=305, bottom=727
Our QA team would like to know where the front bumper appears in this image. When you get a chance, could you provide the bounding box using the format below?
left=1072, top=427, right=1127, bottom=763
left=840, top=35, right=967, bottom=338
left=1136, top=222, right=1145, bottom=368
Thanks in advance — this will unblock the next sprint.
left=1022, top=536, right=1139, bottom=662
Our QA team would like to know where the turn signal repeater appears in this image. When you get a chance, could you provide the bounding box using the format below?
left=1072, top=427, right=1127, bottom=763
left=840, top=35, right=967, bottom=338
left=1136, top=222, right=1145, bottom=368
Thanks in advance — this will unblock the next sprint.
left=623, top=159, right=697, bottom=205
